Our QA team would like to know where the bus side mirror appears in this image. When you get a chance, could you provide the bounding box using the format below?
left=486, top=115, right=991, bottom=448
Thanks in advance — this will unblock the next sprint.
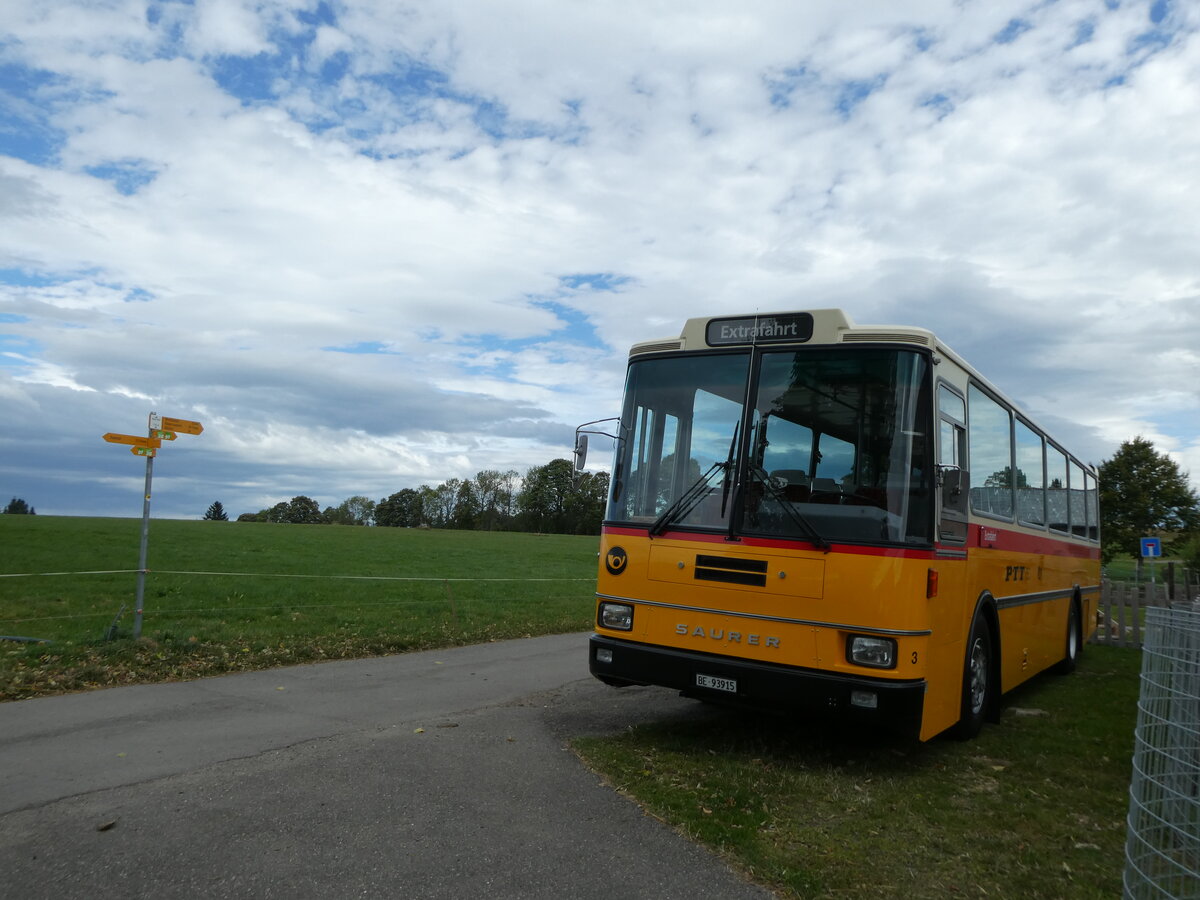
left=574, top=433, right=589, bottom=472
left=573, top=418, right=622, bottom=473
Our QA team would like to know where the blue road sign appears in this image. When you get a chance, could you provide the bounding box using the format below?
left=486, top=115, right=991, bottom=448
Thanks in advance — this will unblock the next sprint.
left=1140, top=537, right=1162, bottom=558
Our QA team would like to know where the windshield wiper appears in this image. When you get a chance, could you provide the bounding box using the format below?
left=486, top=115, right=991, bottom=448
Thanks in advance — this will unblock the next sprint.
left=648, top=461, right=727, bottom=537
left=751, top=467, right=831, bottom=552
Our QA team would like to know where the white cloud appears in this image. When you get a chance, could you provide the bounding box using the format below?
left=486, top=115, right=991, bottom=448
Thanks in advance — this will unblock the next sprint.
left=185, top=0, right=277, bottom=58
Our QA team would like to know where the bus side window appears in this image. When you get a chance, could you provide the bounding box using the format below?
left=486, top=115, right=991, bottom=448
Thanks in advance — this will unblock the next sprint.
left=1047, top=445, right=1069, bottom=533
left=1068, top=459, right=1087, bottom=537
left=1015, top=420, right=1046, bottom=527
left=968, top=385, right=1014, bottom=520
left=1085, top=471, right=1099, bottom=541
left=937, top=385, right=968, bottom=541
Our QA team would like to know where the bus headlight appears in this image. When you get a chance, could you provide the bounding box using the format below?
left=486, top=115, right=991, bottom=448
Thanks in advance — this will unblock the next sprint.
left=847, top=635, right=897, bottom=669
left=599, top=602, right=634, bottom=631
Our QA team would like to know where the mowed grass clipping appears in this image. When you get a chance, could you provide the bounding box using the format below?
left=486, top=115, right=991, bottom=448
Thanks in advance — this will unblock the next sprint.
left=574, top=644, right=1140, bottom=899
left=0, top=516, right=599, bottom=700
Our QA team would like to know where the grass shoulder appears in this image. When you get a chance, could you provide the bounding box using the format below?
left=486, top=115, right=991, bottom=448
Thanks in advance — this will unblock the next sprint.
left=573, top=645, right=1140, bottom=899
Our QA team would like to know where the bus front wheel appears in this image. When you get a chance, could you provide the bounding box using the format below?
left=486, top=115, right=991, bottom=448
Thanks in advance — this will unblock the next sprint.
left=952, top=615, right=993, bottom=740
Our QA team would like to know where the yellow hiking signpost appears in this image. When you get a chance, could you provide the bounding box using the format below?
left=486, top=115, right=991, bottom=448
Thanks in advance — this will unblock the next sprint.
left=102, top=411, right=204, bottom=639
left=161, top=417, right=203, bottom=435
left=102, top=433, right=162, bottom=454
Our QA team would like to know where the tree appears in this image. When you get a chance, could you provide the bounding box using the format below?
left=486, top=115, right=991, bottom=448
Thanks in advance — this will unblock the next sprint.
left=1180, top=533, right=1200, bottom=570
left=427, top=480, right=460, bottom=528
left=3, top=497, right=35, bottom=515
left=284, top=495, right=324, bottom=524
left=447, top=479, right=477, bottom=530
left=1099, top=436, right=1200, bottom=564
left=245, top=496, right=323, bottom=524
left=517, top=459, right=577, bottom=533
left=325, top=495, right=376, bottom=526
left=473, top=469, right=518, bottom=530
left=418, top=485, right=439, bottom=526
left=203, top=501, right=229, bottom=521
left=566, top=471, right=610, bottom=534
left=376, top=489, right=423, bottom=527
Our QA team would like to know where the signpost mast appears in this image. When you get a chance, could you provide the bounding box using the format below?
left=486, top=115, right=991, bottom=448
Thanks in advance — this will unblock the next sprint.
left=1140, top=536, right=1163, bottom=606
left=133, top=425, right=155, bottom=638
left=102, top=411, right=203, bottom=639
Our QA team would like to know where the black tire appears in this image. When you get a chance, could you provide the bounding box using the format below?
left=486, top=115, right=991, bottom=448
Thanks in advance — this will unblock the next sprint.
left=952, top=614, right=993, bottom=740
left=1053, top=600, right=1082, bottom=675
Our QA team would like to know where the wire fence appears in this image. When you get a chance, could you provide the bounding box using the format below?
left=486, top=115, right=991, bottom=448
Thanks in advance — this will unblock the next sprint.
left=1124, top=605, right=1200, bottom=899
left=0, top=568, right=591, bottom=582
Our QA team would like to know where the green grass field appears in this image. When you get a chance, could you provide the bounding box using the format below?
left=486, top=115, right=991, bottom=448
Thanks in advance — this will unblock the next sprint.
left=0, top=515, right=599, bottom=699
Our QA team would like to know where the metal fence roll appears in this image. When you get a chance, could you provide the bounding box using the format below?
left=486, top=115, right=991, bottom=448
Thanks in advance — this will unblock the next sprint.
left=1124, top=605, right=1200, bottom=899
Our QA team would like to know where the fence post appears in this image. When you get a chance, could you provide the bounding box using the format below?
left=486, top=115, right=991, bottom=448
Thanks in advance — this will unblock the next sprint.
left=1097, top=583, right=1110, bottom=645
left=1131, top=582, right=1141, bottom=648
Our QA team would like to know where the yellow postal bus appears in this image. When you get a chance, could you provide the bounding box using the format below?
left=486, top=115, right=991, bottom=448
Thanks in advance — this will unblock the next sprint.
left=582, top=309, right=1100, bottom=740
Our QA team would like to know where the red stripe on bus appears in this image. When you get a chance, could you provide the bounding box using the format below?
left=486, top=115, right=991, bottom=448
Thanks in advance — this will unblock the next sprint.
left=970, top=523, right=1100, bottom=559
left=600, top=524, right=1100, bottom=561
left=599, top=526, right=937, bottom=559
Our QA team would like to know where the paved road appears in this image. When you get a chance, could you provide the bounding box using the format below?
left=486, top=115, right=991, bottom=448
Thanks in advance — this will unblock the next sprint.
left=0, top=634, right=772, bottom=899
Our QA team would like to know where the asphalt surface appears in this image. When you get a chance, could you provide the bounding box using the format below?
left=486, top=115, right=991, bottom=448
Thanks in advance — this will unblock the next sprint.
left=0, top=633, right=773, bottom=899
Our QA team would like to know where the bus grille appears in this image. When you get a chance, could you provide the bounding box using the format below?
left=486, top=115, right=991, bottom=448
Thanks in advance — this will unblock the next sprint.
left=841, top=332, right=932, bottom=345
left=694, top=554, right=768, bottom=587
left=630, top=340, right=684, bottom=355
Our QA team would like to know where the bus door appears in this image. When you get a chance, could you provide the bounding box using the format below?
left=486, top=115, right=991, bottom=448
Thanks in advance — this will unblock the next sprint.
left=919, top=382, right=972, bottom=738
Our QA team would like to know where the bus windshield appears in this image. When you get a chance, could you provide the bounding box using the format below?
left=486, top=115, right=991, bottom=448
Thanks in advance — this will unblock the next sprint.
left=607, top=347, right=934, bottom=546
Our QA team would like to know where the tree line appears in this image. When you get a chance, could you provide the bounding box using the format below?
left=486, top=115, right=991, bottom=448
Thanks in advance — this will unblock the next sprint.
left=231, top=459, right=610, bottom=535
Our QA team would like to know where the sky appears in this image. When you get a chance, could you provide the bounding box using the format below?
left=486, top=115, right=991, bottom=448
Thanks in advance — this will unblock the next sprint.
left=1, top=0, right=1198, bottom=520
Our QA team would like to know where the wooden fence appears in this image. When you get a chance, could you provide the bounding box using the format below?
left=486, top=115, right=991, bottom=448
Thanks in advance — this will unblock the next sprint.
left=1092, top=578, right=1200, bottom=649
left=1094, top=581, right=1146, bottom=648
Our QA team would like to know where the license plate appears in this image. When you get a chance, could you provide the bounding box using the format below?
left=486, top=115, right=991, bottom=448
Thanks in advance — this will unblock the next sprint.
left=695, top=673, right=737, bottom=693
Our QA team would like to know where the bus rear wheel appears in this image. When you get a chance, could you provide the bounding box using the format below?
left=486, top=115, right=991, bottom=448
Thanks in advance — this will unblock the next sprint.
left=952, top=615, right=993, bottom=740
left=1053, top=600, right=1082, bottom=675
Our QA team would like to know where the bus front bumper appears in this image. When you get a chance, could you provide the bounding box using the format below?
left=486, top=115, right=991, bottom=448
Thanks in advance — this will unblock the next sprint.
left=589, top=634, right=926, bottom=735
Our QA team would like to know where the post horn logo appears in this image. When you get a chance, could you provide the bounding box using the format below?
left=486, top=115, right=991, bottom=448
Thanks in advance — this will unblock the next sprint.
left=605, top=546, right=629, bottom=576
